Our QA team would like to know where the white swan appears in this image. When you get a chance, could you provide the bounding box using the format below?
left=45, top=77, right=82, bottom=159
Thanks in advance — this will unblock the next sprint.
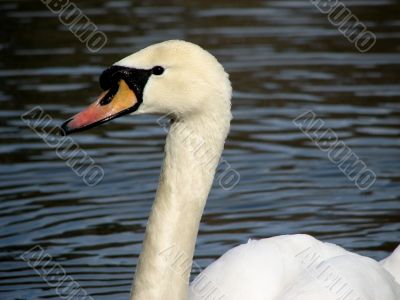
left=61, top=40, right=400, bottom=300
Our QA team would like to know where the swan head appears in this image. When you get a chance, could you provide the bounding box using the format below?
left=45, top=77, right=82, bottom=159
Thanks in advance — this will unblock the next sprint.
left=61, top=40, right=231, bottom=134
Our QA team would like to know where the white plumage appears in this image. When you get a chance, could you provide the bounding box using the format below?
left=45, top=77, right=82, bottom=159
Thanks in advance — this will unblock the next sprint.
left=65, top=40, right=400, bottom=300
left=381, top=245, right=400, bottom=285
left=190, top=234, right=400, bottom=300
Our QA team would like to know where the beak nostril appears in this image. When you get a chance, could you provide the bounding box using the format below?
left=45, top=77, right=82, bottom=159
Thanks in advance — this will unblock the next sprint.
left=99, top=84, right=119, bottom=106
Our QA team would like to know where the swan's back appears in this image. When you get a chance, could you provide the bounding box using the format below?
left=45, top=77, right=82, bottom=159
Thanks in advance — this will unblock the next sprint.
left=381, top=245, right=400, bottom=284
left=189, top=234, right=400, bottom=300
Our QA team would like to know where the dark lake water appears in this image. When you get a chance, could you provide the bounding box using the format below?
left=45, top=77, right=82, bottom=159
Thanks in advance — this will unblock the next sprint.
left=1, top=0, right=399, bottom=299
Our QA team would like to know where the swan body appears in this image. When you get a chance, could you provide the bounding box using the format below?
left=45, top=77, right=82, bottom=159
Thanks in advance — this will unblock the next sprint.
left=190, top=234, right=400, bottom=300
left=62, top=40, right=400, bottom=300
left=381, top=245, right=400, bottom=284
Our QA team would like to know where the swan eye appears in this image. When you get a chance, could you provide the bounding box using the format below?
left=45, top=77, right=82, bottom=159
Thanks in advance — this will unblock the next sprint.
left=152, top=66, right=165, bottom=76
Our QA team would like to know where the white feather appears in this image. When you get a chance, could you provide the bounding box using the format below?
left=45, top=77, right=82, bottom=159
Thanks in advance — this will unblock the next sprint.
left=102, top=40, right=400, bottom=300
left=190, top=235, right=400, bottom=300
left=381, top=245, right=400, bottom=285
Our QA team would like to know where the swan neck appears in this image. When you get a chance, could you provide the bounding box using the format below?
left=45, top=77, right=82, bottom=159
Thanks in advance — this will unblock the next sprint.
left=131, top=111, right=230, bottom=300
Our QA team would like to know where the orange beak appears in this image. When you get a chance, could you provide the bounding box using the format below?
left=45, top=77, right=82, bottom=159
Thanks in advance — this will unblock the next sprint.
left=61, top=79, right=138, bottom=135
